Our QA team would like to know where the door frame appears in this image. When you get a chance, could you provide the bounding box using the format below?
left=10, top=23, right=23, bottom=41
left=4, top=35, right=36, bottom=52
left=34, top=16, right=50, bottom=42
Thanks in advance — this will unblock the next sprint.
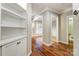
left=66, top=15, right=73, bottom=44
left=51, top=14, right=59, bottom=43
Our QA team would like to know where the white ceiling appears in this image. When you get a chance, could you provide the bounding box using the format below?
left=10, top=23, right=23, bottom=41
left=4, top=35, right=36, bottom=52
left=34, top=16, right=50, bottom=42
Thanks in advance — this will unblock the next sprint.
left=32, top=3, right=72, bottom=16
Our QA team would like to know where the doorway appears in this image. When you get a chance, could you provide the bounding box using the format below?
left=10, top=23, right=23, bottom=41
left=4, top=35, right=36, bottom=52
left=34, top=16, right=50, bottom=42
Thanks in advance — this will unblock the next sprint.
left=51, top=15, right=59, bottom=43
left=31, top=15, right=43, bottom=51
left=67, top=15, right=73, bottom=54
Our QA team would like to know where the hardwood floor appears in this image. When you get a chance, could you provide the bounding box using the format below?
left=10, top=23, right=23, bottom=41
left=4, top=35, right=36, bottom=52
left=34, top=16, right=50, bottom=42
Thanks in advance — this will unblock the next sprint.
left=31, top=36, right=73, bottom=56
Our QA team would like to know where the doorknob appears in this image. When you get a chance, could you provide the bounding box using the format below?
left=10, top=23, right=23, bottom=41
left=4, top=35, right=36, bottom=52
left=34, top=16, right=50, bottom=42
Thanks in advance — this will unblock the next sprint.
left=17, top=41, right=21, bottom=44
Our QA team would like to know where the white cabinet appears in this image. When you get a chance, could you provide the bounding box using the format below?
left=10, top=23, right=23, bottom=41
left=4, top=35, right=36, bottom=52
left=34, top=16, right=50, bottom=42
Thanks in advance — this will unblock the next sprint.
left=17, top=38, right=27, bottom=56
left=2, top=38, right=27, bottom=56
left=2, top=40, right=17, bottom=56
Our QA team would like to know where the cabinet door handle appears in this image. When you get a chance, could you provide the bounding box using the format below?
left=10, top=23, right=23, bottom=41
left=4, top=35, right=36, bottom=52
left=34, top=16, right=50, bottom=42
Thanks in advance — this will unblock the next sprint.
left=17, top=41, right=21, bottom=44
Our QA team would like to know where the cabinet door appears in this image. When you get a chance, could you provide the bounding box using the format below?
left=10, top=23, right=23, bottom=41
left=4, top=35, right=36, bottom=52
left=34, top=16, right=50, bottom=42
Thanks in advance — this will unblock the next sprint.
left=2, top=41, right=17, bottom=56
left=2, top=38, right=27, bottom=56
left=16, top=38, right=27, bottom=56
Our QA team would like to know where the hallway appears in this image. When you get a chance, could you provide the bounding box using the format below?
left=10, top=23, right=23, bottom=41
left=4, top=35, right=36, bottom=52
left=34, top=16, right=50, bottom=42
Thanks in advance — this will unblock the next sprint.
left=0, top=3, right=75, bottom=56
left=31, top=36, right=73, bottom=56
left=31, top=3, right=73, bottom=56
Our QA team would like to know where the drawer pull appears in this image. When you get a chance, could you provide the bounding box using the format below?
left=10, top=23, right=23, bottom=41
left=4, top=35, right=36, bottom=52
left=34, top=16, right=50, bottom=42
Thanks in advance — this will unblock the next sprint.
left=17, top=41, right=21, bottom=44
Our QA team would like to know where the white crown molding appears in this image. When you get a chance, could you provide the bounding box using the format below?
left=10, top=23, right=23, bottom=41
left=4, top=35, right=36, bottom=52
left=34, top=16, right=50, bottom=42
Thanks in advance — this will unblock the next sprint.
left=32, top=7, right=72, bottom=21
left=39, top=8, right=60, bottom=15
left=35, top=7, right=72, bottom=15
left=61, top=8, right=72, bottom=14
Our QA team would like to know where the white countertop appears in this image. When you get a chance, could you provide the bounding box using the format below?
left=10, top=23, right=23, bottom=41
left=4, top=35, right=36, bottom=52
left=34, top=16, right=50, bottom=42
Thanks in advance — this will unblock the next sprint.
left=0, top=35, right=27, bottom=47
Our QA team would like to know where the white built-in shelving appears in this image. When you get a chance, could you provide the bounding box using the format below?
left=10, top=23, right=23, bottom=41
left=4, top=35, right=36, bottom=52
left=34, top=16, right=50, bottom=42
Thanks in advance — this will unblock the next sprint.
left=0, top=3, right=29, bottom=56
left=0, top=3, right=27, bottom=51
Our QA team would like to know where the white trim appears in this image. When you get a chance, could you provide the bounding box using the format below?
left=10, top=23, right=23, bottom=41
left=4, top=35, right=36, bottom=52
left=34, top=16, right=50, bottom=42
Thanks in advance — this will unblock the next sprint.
left=43, top=41, right=68, bottom=46
left=66, top=16, right=69, bottom=44
left=39, top=8, right=60, bottom=15
left=59, top=41, right=68, bottom=44
left=1, top=25, right=26, bottom=28
left=39, top=8, right=49, bottom=14
left=0, top=35, right=27, bottom=46
left=1, top=7, right=26, bottom=19
left=27, top=50, right=32, bottom=56
left=32, top=7, right=72, bottom=18
left=50, top=14, right=59, bottom=43
left=0, top=3, right=1, bottom=40
left=56, top=16, right=59, bottom=43
left=17, top=3, right=27, bottom=11
left=38, top=8, right=72, bottom=15
left=42, top=41, right=53, bottom=46
left=66, top=15, right=73, bottom=44
left=61, top=8, right=72, bottom=14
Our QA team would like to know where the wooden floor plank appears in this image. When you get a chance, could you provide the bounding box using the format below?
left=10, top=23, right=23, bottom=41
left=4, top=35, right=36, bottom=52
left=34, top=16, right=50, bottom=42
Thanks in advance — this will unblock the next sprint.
left=31, top=36, right=73, bottom=56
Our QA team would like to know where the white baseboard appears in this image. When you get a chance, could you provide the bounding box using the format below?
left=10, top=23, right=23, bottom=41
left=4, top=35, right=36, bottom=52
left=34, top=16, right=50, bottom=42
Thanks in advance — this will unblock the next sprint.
left=27, top=50, right=32, bottom=56
left=42, top=42, right=53, bottom=46
left=43, top=41, right=68, bottom=46
left=59, top=41, right=68, bottom=44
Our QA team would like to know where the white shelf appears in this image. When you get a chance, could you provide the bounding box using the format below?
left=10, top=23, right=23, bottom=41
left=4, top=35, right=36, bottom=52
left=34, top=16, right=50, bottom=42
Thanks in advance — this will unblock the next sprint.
left=0, top=35, right=27, bottom=46
left=1, top=3, right=27, bottom=47
left=1, top=25, right=26, bottom=28
left=1, top=7, right=26, bottom=20
left=2, top=3, right=26, bottom=14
